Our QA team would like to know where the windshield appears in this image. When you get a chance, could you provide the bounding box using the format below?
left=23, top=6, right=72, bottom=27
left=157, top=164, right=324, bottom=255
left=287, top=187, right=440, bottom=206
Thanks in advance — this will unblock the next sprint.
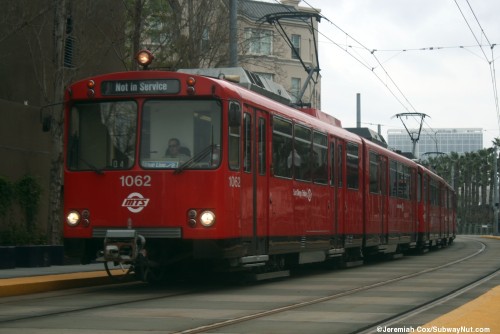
left=67, top=101, right=137, bottom=171
left=140, top=100, right=222, bottom=169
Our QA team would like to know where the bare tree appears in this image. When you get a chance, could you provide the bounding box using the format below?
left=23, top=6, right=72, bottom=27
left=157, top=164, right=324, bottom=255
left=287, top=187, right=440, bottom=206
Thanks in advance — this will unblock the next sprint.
left=124, top=0, right=231, bottom=70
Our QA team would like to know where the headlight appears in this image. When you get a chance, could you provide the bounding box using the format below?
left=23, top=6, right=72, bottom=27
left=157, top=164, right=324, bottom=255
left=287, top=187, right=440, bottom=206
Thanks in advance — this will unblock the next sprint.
left=135, top=49, right=154, bottom=67
left=200, top=210, right=215, bottom=227
left=66, top=211, right=81, bottom=226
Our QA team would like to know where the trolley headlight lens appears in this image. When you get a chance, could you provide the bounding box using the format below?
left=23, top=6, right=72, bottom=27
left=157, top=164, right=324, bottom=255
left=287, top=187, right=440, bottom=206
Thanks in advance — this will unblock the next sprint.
left=200, top=210, right=215, bottom=227
left=135, top=49, right=154, bottom=67
left=66, top=211, right=81, bottom=226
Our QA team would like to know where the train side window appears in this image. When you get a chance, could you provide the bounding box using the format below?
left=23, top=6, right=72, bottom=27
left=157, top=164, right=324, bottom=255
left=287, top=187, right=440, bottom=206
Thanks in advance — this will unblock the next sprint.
left=346, top=142, right=359, bottom=189
left=389, top=160, right=397, bottom=197
left=423, top=174, right=428, bottom=203
left=338, top=144, right=343, bottom=187
left=369, top=151, right=379, bottom=193
left=228, top=101, right=241, bottom=171
left=258, top=117, right=266, bottom=175
left=272, top=117, right=293, bottom=178
left=398, top=164, right=411, bottom=200
left=313, top=131, right=328, bottom=184
left=243, top=112, right=252, bottom=172
left=379, top=156, right=387, bottom=195
left=444, top=188, right=448, bottom=209
left=417, top=173, right=422, bottom=202
left=430, top=180, right=438, bottom=206
left=329, top=141, right=335, bottom=186
left=294, top=124, right=312, bottom=182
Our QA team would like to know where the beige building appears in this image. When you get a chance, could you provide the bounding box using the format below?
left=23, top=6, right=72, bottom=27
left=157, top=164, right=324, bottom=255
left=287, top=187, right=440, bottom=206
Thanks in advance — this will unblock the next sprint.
left=237, top=0, right=322, bottom=108
left=140, top=0, right=322, bottom=108
left=0, top=0, right=323, bottom=240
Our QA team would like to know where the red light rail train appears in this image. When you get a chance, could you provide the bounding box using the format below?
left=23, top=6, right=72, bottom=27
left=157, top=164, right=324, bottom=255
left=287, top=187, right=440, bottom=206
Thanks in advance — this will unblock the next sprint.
left=63, top=51, right=456, bottom=281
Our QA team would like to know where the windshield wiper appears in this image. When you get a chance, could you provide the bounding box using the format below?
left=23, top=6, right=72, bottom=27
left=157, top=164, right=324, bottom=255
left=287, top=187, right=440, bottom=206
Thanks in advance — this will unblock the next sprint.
left=80, top=158, right=104, bottom=175
left=174, top=144, right=216, bottom=174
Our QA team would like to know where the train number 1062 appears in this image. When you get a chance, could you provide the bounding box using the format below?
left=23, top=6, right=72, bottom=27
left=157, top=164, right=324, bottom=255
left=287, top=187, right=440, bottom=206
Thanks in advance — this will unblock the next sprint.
left=120, top=175, right=152, bottom=187
left=228, top=175, right=241, bottom=188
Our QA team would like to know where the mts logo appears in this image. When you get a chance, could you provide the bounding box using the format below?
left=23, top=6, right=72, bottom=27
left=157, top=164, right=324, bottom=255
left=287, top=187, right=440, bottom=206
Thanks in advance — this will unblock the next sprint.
left=122, top=192, right=150, bottom=213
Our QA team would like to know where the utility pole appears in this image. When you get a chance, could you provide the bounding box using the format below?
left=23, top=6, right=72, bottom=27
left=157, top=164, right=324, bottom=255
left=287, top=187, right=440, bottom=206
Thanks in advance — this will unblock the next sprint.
left=494, top=146, right=499, bottom=235
left=229, top=0, right=238, bottom=67
left=49, top=0, right=67, bottom=245
left=356, top=93, right=361, bottom=128
left=393, top=112, right=428, bottom=158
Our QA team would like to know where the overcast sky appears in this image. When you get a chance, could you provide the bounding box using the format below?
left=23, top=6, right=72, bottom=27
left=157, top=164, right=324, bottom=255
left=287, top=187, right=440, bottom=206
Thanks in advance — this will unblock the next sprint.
left=295, top=0, right=500, bottom=148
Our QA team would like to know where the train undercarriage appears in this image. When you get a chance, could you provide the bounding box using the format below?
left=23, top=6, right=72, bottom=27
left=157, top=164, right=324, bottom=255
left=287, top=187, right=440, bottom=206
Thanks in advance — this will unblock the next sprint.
left=71, top=229, right=454, bottom=283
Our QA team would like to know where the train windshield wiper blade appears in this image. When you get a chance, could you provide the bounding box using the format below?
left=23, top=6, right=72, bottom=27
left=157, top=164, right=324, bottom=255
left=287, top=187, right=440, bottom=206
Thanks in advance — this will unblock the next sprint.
left=80, top=158, right=104, bottom=174
left=174, top=144, right=214, bottom=174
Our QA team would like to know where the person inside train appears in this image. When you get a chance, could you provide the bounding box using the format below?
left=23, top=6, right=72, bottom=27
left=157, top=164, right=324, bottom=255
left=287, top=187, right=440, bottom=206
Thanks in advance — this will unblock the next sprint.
left=165, top=137, right=191, bottom=162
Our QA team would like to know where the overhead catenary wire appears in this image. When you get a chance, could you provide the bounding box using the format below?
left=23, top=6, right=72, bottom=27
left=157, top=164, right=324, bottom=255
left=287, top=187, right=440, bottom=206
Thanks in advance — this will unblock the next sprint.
left=299, top=0, right=423, bottom=117
left=298, top=0, right=499, bottom=144
left=454, top=0, right=500, bottom=137
left=267, top=0, right=499, bottom=146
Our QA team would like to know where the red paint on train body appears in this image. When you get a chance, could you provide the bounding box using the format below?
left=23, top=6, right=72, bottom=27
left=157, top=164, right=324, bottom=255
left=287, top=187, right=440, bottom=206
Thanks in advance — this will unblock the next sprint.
left=63, top=67, right=455, bottom=279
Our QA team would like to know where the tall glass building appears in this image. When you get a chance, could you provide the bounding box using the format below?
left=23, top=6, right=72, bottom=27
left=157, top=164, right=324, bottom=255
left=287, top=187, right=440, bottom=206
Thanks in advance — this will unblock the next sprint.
left=386, top=128, right=483, bottom=159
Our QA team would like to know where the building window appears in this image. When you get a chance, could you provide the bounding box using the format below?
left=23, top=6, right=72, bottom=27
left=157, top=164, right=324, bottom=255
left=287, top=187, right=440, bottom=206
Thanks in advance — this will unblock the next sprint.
left=291, top=77, right=301, bottom=100
left=64, top=16, right=74, bottom=68
left=244, top=28, right=273, bottom=55
left=256, top=72, right=274, bottom=81
left=201, top=27, right=209, bottom=51
left=291, top=34, right=301, bottom=59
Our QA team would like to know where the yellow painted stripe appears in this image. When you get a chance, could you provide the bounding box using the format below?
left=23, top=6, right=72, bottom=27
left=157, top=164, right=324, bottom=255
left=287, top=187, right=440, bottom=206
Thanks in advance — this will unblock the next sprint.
left=421, top=286, right=500, bottom=330
left=0, top=270, right=127, bottom=297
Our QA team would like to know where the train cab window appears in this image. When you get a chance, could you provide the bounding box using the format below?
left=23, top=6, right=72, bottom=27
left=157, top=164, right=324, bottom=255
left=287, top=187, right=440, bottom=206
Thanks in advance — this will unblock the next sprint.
left=346, top=142, right=359, bottom=189
left=369, top=151, right=380, bottom=193
left=68, top=101, right=137, bottom=171
left=294, top=124, right=312, bottom=182
left=272, top=117, right=293, bottom=178
left=139, top=99, right=221, bottom=169
left=228, top=101, right=241, bottom=171
left=313, top=131, right=328, bottom=184
left=243, top=113, right=252, bottom=172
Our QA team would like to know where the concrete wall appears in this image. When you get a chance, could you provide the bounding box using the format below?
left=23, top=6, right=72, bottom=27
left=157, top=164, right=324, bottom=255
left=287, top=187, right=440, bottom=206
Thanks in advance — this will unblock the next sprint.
left=0, top=99, right=51, bottom=234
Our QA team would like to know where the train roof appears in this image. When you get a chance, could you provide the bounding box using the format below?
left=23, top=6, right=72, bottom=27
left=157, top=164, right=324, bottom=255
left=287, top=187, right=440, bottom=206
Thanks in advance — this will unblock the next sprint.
left=178, top=67, right=343, bottom=127
left=344, top=127, right=388, bottom=148
left=178, top=67, right=293, bottom=105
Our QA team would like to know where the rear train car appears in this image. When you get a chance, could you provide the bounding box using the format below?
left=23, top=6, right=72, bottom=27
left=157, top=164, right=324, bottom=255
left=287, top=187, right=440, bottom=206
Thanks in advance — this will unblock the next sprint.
left=417, top=165, right=456, bottom=250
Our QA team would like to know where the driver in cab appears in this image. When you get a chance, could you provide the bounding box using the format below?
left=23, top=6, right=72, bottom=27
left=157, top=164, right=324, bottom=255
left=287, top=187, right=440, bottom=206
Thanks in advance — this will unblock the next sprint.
left=165, top=138, right=190, bottom=165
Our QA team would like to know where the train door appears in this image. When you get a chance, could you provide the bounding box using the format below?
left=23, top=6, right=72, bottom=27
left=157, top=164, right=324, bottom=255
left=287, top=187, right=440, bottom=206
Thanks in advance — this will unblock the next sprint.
left=366, top=150, right=381, bottom=247
left=334, top=139, right=346, bottom=249
left=422, top=173, right=429, bottom=243
left=329, top=137, right=343, bottom=249
left=409, top=168, right=418, bottom=244
left=241, top=106, right=269, bottom=255
left=378, top=154, right=389, bottom=244
left=388, top=160, right=400, bottom=245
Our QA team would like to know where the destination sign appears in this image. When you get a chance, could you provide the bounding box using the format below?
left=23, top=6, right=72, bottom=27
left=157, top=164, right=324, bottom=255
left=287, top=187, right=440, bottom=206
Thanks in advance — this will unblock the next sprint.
left=101, top=79, right=180, bottom=95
